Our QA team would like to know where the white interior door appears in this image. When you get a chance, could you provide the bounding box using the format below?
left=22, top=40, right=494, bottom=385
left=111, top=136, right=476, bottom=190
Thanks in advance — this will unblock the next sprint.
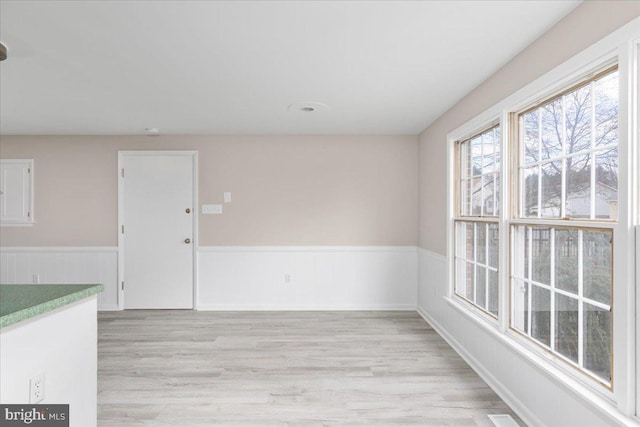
left=121, top=152, right=195, bottom=309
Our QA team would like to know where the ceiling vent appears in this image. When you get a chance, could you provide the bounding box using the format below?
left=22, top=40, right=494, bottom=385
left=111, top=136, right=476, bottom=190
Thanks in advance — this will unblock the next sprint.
left=287, top=102, right=328, bottom=114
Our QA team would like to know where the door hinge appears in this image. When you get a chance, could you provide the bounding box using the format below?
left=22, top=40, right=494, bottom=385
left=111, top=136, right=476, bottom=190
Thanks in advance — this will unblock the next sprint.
left=121, top=224, right=124, bottom=234
left=27, top=168, right=31, bottom=173
left=27, top=211, right=30, bottom=217
left=121, top=281, right=124, bottom=290
left=121, top=168, right=125, bottom=178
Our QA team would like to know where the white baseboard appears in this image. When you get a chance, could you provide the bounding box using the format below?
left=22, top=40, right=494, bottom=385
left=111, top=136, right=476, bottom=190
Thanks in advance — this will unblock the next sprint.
left=197, top=304, right=416, bottom=311
left=97, top=304, right=120, bottom=311
left=416, top=306, right=543, bottom=427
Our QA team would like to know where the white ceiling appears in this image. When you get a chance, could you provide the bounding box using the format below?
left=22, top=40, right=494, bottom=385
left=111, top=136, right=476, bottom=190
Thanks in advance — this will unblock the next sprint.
left=0, top=1, right=581, bottom=136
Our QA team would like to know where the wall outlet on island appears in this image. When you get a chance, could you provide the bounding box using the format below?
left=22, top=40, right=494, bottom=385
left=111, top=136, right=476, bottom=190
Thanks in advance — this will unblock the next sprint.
left=32, top=274, right=40, bottom=284
left=284, top=274, right=292, bottom=284
left=30, top=373, right=45, bottom=404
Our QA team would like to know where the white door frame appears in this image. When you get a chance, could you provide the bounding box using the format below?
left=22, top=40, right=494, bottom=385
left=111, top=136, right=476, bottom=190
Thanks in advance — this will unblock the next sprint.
left=117, top=150, right=199, bottom=310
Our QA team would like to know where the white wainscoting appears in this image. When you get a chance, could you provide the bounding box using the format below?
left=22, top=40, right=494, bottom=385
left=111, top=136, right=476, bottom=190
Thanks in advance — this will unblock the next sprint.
left=197, top=246, right=418, bottom=310
left=417, top=247, right=633, bottom=427
left=0, top=247, right=119, bottom=310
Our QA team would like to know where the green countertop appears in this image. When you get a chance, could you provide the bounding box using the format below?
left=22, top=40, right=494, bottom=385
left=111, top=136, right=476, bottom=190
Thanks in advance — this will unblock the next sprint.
left=0, top=284, right=103, bottom=328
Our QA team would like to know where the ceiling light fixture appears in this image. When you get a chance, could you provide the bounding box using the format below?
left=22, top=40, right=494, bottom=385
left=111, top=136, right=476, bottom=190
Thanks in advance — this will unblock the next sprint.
left=0, top=42, right=7, bottom=61
left=288, top=102, right=328, bottom=114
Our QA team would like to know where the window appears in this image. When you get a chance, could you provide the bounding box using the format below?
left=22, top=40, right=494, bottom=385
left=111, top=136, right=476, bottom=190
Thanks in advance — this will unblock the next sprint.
left=511, top=225, right=612, bottom=384
left=450, top=64, right=622, bottom=390
left=519, top=67, right=618, bottom=220
left=511, top=66, right=617, bottom=386
left=0, top=159, right=34, bottom=226
left=454, top=125, right=501, bottom=317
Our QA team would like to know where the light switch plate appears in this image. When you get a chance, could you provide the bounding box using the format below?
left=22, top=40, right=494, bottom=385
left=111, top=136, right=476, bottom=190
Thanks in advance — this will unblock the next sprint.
left=223, top=192, right=231, bottom=203
left=202, top=204, right=222, bottom=214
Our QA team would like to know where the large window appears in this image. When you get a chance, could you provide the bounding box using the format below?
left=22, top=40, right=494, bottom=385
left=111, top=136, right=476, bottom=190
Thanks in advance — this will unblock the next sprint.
left=511, top=66, right=617, bottom=387
left=451, top=66, right=619, bottom=389
left=454, top=125, right=501, bottom=317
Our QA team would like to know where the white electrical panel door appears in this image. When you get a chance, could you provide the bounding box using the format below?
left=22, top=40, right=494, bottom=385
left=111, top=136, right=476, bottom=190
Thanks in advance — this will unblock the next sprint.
left=0, top=159, right=33, bottom=226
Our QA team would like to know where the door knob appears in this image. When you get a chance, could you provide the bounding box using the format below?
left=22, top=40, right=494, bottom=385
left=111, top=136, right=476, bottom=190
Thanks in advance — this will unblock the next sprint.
left=184, top=238, right=191, bottom=244
left=185, top=208, right=191, bottom=214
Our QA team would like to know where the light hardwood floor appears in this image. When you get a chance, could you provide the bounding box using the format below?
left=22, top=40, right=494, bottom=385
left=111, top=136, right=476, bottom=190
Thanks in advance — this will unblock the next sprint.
left=98, top=311, right=524, bottom=426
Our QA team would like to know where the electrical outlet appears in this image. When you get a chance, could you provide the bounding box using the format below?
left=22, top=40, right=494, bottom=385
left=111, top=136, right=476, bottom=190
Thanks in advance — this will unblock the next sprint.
left=30, top=373, right=45, bottom=403
left=284, top=274, right=292, bottom=284
left=32, top=273, right=40, bottom=284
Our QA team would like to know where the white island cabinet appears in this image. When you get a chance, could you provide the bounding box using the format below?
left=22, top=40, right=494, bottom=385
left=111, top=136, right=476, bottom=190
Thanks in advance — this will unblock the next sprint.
left=0, top=284, right=103, bottom=427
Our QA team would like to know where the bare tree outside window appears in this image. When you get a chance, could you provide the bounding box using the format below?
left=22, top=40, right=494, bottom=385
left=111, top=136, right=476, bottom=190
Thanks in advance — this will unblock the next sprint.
left=521, top=69, right=618, bottom=220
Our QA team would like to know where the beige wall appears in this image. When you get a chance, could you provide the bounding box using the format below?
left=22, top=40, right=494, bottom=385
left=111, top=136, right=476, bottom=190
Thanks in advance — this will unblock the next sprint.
left=0, top=135, right=418, bottom=246
left=418, top=0, right=640, bottom=255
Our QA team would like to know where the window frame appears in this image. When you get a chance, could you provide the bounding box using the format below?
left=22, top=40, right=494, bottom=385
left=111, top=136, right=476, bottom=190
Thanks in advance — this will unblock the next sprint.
left=445, top=18, right=639, bottom=417
left=507, top=64, right=619, bottom=389
left=515, top=65, right=619, bottom=222
left=452, top=123, right=502, bottom=320
left=508, top=223, right=614, bottom=389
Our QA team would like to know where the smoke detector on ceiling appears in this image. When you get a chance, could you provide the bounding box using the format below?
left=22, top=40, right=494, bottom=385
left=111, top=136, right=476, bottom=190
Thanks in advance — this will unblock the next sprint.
left=287, top=102, right=328, bottom=114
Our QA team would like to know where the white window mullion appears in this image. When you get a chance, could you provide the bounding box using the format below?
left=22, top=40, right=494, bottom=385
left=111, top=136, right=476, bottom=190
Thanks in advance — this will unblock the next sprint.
left=485, top=223, right=490, bottom=310
left=527, top=226, right=533, bottom=335
left=578, top=229, right=584, bottom=368
left=537, top=111, right=542, bottom=218
left=493, top=127, right=499, bottom=216
left=473, top=223, right=478, bottom=304
left=537, top=165, right=542, bottom=218
left=550, top=228, right=556, bottom=351
left=590, top=81, right=597, bottom=220
left=560, top=95, right=567, bottom=219
left=590, top=151, right=596, bottom=220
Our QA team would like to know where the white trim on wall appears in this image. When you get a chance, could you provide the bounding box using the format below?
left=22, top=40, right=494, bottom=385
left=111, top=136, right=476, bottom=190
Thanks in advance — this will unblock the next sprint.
left=0, top=246, right=119, bottom=310
left=197, top=246, right=418, bottom=311
left=0, top=245, right=418, bottom=312
left=198, top=246, right=418, bottom=253
left=0, top=247, right=117, bottom=253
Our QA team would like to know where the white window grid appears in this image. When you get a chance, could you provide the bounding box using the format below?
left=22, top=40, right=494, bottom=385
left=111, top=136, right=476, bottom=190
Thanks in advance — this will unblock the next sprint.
left=459, top=124, right=501, bottom=217
left=454, top=219, right=499, bottom=318
left=509, top=224, right=612, bottom=387
left=518, top=67, right=619, bottom=221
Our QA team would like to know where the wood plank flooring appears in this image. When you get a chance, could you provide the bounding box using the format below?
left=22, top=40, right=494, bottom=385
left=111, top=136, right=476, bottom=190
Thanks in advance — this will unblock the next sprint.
left=97, top=311, right=524, bottom=426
